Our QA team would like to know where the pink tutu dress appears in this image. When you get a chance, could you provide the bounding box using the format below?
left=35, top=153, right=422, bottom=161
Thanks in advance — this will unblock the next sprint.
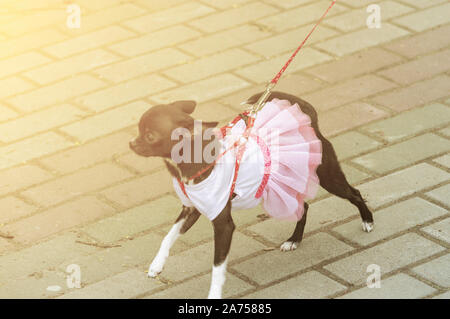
left=173, top=98, right=322, bottom=221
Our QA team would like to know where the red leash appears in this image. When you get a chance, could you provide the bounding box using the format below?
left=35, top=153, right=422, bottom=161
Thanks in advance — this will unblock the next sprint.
left=177, top=0, right=337, bottom=197
left=270, top=0, right=337, bottom=85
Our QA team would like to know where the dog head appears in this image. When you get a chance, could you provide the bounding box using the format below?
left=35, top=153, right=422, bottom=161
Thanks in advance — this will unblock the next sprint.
left=129, top=100, right=218, bottom=159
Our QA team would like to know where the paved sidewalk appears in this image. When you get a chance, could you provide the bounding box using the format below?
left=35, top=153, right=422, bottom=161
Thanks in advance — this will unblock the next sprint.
left=0, top=0, right=449, bottom=299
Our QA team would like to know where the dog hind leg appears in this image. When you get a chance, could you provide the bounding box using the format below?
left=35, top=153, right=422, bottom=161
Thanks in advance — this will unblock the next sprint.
left=316, top=138, right=374, bottom=232
left=280, top=202, right=308, bottom=251
left=148, top=206, right=200, bottom=277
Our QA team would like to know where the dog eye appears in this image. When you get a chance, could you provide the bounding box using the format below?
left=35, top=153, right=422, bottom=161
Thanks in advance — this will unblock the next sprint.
left=144, top=132, right=156, bottom=144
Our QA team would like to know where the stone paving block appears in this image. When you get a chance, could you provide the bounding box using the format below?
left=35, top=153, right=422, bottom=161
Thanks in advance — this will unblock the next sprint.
left=162, top=232, right=266, bottom=282
left=245, top=24, right=337, bottom=57
left=324, top=233, right=445, bottom=285
left=329, top=131, right=382, bottom=160
left=116, top=153, right=165, bottom=174
left=246, top=218, right=298, bottom=245
left=319, top=102, right=388, bottom=136
left=0, top=196, right=38, bottom=224
left=352, top=133, right=450, bottom=174
left=359, top=163, right=449, bottom=209
left=384, top=25, right=450, bottom=58
left=101, top=170, right=173, bottom=208
left=433, top=291, right=450, bottom=299
left=341, top=163, right=372, bottom=184
left=59, top=268, right=164, bottom=299
left=180, top=24, right=271, bottom=57
left=426, top=184, right=450, bottom=207
left=68, top=3, right=146, bottom=34
left=333, top=198, right=448, bottom=246
left=164, top=205, right=263, bottom=245
left=0, top=77, right=35, bottom=99
left=397, top=0, right=447, bottom=8
left=0, top=165, right=53, bottom=197
left=0, top=29, right=67, bottom=59
left=394, top=3, right=450, bottom=32
left=0, top=238, right=13, bottom=255
left=324, top=1, right=413, bottom=32
left=232, top=233, right=353, bottom=285
left=244, top=270, right=346, bottom=299
left=148, top=272, right=253, bottom=299
left=0, top=104, right=18, bottom=122
left=56, top=232, right=176, bottom=286
left=0, top=269, right=68, bottom=299
left=440, top=127, right=450, bottom=138
left=433, top=154, right=450, bottom=169
left=248, top=196, right=358, bottom=244
left=220, top=74, right=322, bottom=107
left=302, top=75, right=396, bottom=112
left=315, top=23, right=409, bottom=57
left=262, top=0, right=313, bottom=9
left=109, top=25, right=200, bottom=57
left=23, top=49, right=120, bottom=85
left=82, top=195, right=182, bottom=243
left=22, top=163, right=133, bottom=207
left=188, top=2, right=278, bottom=33
left=76, top=0, right=123, bottom=11
left=338, top=0, right=386, bottom=7
left=163, top=49, right=260, bottom=83
left=378, top=49, right=450, bottom=85
left=305, top=48, right=403, bottom=83
left=412, top=254, right=450, bottom=288
left=421, top=218, right=450, bottom=245
left=61, top=101, right=151, bottom=142
left=2, top=196, right=115, bottom=244
left=7, top=75, right=106, bottom=112
left=152, top=74, right=250, bottom=104
left=0, top=52, right=51, bottom=78
left=0, top=132, right=73, bottom=171
left=236, top=48, right=332, bottom=84
left=39, top=131, right=133, bottom=174
left=132, top=0, right=188, bottom=10
left=76, top=75, right=175, bottom=112
left=0, top=104, right=85, bottom=143
left=1, top=10, right=65, bottom=37
left=124, top=2, right=215, bottom=33
left=44, top=26, right=135, bottom=58
left=94, top=48, right=191, bottom=83
left=338, top=273, right=436, bottom=299
left=361, top=103, right=450, bottom=142
left=257, top=0, right=347, bottom=32
left=0, top=233, right=97, bottom=280
left=372, top=75, right=450, bottom=112
left=272, top=73, right=325, bottom=96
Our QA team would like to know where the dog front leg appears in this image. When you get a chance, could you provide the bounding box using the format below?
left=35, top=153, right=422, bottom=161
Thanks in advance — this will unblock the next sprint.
left=148, top=206, right=199, bottom=277
left=208, top=201, right=234, bottom=299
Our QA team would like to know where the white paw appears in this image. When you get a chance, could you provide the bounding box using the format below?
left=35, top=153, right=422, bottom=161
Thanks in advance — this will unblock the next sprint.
left=148, top=256, right=165, bottom=277
left=207, top=290, right=222, bottom=299
left=362, top=221, right=374, bottom=233
left=280, top=241, right=298, bottom=252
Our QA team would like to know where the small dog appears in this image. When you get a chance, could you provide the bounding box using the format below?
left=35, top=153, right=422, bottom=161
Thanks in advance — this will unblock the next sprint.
left=130, top=91, right=374, bottom=298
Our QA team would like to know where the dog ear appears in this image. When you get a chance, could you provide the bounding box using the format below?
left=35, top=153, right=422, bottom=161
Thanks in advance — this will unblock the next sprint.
left=171, top=100, right=197, bottom=114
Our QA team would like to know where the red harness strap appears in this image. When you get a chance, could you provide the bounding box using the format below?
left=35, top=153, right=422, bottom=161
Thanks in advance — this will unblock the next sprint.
left=177, top=114, right=261, bottom=200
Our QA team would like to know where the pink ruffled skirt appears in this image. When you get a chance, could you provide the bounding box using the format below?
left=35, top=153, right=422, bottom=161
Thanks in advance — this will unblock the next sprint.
left=254, top=98, right=322, bottom=221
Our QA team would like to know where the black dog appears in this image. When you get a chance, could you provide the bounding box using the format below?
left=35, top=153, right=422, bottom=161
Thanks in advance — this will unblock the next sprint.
left=130, top=91, right=374, bottom=298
